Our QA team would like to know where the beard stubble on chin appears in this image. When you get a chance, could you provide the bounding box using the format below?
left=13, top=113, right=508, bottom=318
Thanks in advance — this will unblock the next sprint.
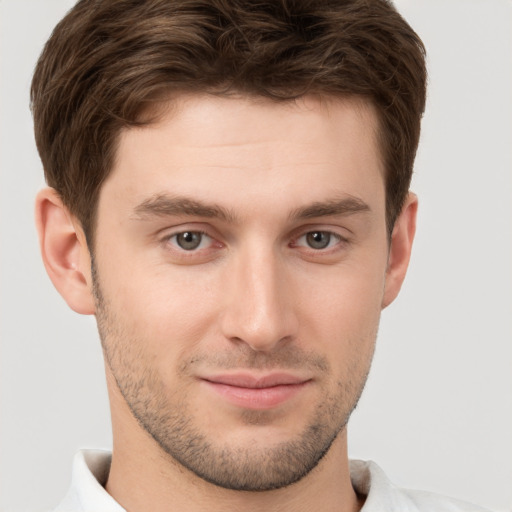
left=92, top=264, right=375, bottom=492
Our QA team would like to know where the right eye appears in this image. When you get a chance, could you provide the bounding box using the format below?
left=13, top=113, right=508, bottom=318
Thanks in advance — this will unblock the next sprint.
left=167, top=231, right=212, bottom=251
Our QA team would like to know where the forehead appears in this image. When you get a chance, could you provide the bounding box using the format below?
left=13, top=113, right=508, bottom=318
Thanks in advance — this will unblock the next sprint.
left=102, top=94, right=384, bottom=218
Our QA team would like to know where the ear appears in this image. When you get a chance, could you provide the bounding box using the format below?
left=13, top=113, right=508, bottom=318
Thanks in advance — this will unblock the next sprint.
left=382, top=192, right=418, bottom=309
left=35, top=187, right=95, bottom=315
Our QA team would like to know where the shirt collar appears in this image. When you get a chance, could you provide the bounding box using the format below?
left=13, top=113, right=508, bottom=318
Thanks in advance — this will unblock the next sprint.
left=54, top=450, right=125, bottom=511
left=54, top=449, right=474, bottom=512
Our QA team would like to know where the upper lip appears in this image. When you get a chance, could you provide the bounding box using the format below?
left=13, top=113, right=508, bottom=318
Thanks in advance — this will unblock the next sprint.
left=201, top=373, right=311, bottom=389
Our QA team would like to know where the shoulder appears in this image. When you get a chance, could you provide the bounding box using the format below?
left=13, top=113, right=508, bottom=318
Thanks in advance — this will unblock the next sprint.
left=397, top=488, right=493, bottom=512
left=350, top=460, right=492, bottom=512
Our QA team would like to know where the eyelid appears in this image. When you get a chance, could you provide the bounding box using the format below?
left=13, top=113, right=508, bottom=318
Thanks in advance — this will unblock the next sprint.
left=155, top=223, right=351, bottom=263
left=156, top=222, right=219, bottom=241
left=290, top=223, right=350, bottom=241
left=158, top=223, right=224, bottom=253
left=293, top=231, right=343, bottom=248
left=165, top=230, right=212, bottom=251
left=288, top=226, right=352, bottom=260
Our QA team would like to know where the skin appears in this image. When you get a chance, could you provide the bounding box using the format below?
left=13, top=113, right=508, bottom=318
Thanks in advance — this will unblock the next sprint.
left=36, top=94, right=417, bottom=512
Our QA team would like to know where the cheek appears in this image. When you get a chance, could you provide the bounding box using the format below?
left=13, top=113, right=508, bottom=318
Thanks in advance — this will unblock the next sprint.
left=299, top=256, right=386, bottom=320
left=98, top=249, right=222, bottom=362
left=294, top=259, right=386, bottom=362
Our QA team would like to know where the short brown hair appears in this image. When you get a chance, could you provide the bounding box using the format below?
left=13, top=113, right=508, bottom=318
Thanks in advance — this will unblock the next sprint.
left=31, top=0, right=426, bottom=244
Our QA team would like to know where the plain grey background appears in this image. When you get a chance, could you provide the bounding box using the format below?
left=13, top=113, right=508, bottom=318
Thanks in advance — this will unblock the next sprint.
left=1, top=1, right=511, bottom=511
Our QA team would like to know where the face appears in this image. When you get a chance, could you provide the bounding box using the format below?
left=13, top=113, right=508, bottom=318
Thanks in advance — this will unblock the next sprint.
left=92, top=94, right=390, bottom=490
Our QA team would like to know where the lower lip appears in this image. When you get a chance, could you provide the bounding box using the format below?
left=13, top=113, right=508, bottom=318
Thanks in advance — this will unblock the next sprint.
left=202, top=381, right=309, bottom=410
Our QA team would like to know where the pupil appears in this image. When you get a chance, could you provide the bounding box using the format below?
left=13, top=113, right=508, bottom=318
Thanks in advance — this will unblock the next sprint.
left=177, top=232, right=201, bottom=250
left=307, top=231, right=330, bottom=249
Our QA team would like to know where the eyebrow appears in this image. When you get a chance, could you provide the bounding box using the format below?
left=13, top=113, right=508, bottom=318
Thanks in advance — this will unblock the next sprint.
left=290, top=196, right=371, bottom=220
left=133, top=195, right=237, bottom=222
left=132, top=194, right=370, bottom=223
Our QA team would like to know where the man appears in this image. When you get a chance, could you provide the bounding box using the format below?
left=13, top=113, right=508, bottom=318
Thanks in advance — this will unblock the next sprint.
left=30, top=0, right=491, bottom=511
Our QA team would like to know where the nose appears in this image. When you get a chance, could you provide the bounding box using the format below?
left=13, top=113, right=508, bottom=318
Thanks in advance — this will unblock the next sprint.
left=220, top=245, right=298, bottom=353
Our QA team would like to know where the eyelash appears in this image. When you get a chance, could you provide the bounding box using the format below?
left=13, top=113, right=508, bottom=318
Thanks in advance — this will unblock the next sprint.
left=161, top=228, right=349, bottom=255
left=163, top=230, right=217, bottom=252
left=291, top=231, right=346, bottom=252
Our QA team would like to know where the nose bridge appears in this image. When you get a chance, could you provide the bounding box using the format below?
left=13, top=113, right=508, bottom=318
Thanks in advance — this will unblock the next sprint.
left=221, top=239, right=295, bottom=351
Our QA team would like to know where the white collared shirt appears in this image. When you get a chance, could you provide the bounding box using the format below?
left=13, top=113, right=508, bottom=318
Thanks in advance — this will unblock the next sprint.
left=52, top=450, right=491, bottom=511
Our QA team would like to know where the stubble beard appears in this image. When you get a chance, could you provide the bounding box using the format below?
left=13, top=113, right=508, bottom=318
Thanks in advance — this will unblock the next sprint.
left=92, top=266, right=375, bottom=492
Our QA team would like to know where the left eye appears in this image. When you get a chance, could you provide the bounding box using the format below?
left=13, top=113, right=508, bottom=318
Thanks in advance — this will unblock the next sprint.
left=297, top=231, right=340, bottom=250
left=169, top=231, right=211, bottom=251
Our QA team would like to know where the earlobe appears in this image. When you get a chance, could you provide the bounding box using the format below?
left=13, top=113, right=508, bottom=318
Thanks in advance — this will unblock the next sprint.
left=35, top=187, right=95, bottom=315
left=382, top=192, right=418, bottom=309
